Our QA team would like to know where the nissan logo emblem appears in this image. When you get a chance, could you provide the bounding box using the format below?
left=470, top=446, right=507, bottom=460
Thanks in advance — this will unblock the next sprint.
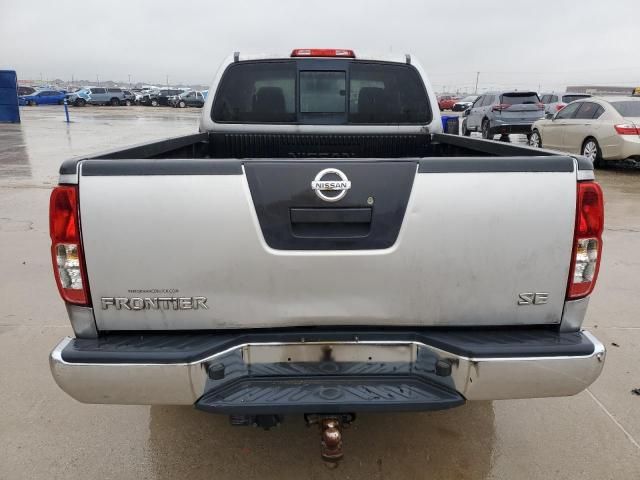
left=311, top=168, right=351, bottom=202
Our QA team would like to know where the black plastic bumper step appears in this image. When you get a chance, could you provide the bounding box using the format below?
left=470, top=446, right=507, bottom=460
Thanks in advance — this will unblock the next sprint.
left=195, top=376, right=465, bottom=415
left=61, top=328, right=596, bottom=364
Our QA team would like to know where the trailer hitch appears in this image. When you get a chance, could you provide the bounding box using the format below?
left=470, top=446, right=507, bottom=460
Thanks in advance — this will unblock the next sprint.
left=304, top=413, right=355, bottom=466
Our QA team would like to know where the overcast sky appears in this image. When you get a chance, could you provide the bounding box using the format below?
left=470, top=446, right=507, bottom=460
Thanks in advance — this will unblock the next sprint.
left=1, top=0, right=639, bottom=93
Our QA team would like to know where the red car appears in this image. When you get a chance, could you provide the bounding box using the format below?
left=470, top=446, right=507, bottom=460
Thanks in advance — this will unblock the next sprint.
left=438, top=95, right=460, bottom=111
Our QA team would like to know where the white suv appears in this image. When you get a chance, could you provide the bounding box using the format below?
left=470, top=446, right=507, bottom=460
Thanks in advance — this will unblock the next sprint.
left=540, top=92, right=591, bottom=115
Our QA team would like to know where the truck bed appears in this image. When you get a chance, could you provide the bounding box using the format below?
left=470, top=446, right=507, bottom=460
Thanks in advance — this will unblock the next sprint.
left=59, top=131, right=594, bottom=175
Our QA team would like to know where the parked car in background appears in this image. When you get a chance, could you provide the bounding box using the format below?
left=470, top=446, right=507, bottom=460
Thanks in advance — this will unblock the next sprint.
left=134, top=89, right=155, bottom=105
left=139, top=90, right=159, bottom=106
left=140, top=88, right=186, bottom=106
left=18, top=86, right=36, bottom=96
left=462, top=91, right=544, bottom=139
left=19, top=90, right=66, bottom=106
left=86, top=87, right=127, bottom=106
left=540, top=92, right=591, bottom=115
left=530, top=96, right=640, bottom=166
left=633, top=87, right=640, bottom=96
left=170, top=90, right=205, bottom=108
left=122, top=90, right=135, bottom=106
left=452, top=95, right=478, bottom=111
left=438, top=95, right=460, bottom=111
left=66, top=88, right=92, bottom=107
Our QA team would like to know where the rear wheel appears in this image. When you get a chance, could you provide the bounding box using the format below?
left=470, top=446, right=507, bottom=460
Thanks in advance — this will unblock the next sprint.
left=582, top=138, right=603, bottom=168
left=110, top=97, right=120, bottom=106
left=178, top=100, right=186, bottom=108
left=461, top=119, right=471, bottom=136
left=481, top=120, right=492, bottom=140
left=529, top=130, right=542, bottom=148
left=28, top=100, right=36, bottom=106
left=124, top=99, right=132, bottom=106
left=151, top=99, right=159, bottom=107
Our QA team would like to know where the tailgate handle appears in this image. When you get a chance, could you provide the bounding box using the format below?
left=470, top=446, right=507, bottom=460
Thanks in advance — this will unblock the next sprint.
left=290, top=208, right=372, bottom=224
left=289, top=208, right=372, bottom=239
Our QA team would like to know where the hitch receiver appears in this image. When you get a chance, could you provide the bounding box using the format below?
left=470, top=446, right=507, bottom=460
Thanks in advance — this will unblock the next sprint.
left=305, top=413, right=355, bottom=466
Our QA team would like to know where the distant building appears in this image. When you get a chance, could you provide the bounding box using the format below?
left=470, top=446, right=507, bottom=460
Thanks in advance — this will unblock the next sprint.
left=566, top=85, right=636, bottom=96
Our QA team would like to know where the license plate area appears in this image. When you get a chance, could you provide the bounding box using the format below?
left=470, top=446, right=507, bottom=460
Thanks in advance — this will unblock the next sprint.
left=242, top=342, right=416, bottom=365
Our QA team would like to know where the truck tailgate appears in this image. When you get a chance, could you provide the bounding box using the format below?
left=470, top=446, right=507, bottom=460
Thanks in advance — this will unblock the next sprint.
left=78, top=157, right=577, bottom=331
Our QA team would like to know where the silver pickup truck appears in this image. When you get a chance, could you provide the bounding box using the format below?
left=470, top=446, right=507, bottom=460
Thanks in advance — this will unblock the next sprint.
left=49, top=49, right=605, bottom=463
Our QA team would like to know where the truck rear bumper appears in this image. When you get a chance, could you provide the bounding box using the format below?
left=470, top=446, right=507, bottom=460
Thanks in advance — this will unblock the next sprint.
left=50, top=329, right=605, bottom=411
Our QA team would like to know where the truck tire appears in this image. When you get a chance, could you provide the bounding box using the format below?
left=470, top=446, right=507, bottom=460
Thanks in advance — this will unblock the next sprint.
left=125, top=100, right=132, bottom=106
left=75, top=98, right=86, bottom=107
left=178, top=100, right=186, bottom=108
left=481, top=120, right=492, bottom=140
left=151, top=99, right=159, bottom=107
left=110, top=97, right=120, bottom=106
left=582, top=138, right=603, bottom=168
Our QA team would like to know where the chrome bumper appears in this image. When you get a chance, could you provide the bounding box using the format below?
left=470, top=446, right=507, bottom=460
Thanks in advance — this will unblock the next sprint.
left=50, top=331, right=605, bottom=406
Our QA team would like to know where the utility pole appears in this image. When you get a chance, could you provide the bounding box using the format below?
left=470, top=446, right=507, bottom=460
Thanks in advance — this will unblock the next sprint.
left=474, top=72, right=480, bottom=94
left=128, top=74, right=131, bottom=88
left=96, top=74, right=99, bottom=86
left=166, top=75, right=169, bottom=88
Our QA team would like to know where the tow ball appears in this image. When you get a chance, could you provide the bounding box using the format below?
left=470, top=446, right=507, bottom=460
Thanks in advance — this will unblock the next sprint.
left=304, top=413, right=355, bottom=466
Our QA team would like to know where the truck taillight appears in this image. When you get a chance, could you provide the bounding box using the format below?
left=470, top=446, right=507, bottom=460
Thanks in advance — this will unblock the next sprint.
left=291, top=48, right=355, bottom=58
left=50, top=186, right=89, bottom=305
left=567, top=182, right=604, bottom=300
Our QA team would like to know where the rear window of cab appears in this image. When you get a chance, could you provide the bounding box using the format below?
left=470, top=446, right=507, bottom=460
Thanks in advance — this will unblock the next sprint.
left=212, top=60, right=431, bottom=124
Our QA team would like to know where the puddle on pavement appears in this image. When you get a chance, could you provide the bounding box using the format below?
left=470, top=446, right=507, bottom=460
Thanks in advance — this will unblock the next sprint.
left=0, top=125, right=32, bottom=179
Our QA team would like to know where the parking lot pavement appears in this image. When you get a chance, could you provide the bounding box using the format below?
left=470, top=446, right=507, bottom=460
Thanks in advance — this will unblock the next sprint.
left=1, top=106, right=639, bottom=479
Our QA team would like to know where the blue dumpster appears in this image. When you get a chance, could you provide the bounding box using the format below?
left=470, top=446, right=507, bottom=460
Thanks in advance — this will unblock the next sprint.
left=0, top=70, right=20, bottom=123
left=440, top=115, right=459, bottom=135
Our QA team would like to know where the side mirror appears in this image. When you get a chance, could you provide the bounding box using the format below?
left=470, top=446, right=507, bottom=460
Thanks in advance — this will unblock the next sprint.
left=545, top=112, right=555, bottom=120
left=463, top=108, right=471, bottom=117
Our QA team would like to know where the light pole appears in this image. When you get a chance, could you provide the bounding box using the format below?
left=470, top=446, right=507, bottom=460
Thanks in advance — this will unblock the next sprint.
left=128, top=74, right=131, bottom=88
left=474, top=72, right=480, bottom=94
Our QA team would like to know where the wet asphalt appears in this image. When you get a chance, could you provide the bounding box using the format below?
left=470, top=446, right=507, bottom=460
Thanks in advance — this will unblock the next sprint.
left=0, top=106, right=639, bottom=479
